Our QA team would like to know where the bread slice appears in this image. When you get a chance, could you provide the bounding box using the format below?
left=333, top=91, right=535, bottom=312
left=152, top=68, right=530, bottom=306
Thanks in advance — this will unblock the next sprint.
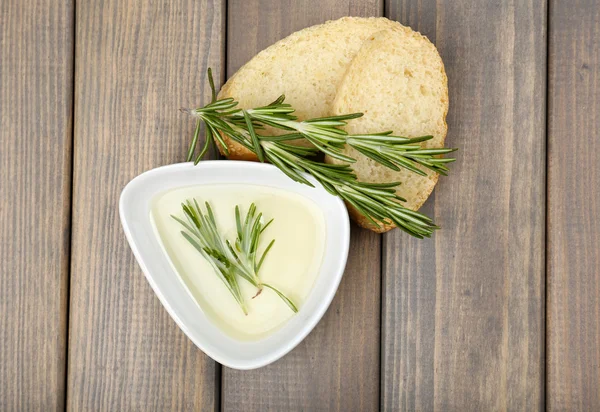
left=325, top=28, right=449, bottom=233
left=216, top=17, right=404, bottom=159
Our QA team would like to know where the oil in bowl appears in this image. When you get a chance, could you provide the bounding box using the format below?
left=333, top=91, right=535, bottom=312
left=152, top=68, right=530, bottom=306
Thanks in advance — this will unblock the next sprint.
left=150, top=183, right=326, bottom=341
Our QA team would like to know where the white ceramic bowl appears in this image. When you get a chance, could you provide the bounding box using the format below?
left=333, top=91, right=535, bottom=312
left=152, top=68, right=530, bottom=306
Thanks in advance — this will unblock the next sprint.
left=119, top=161, right=350, bottom=369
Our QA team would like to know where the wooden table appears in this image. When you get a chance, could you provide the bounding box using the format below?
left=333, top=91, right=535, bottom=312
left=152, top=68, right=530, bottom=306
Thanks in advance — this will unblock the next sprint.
left=1, top=0, right=599, bottom=410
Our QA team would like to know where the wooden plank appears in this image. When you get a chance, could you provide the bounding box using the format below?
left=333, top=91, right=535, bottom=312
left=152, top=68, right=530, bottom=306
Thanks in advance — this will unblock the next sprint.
left=67, top=1, right=224, bottom=409
left=381, top=1, right=546, bottom=410
left=222, top=1, right=383, bottom=411
left=0, top=1, right=73, bottom=410
left=547, top=1, right=600, bottom=410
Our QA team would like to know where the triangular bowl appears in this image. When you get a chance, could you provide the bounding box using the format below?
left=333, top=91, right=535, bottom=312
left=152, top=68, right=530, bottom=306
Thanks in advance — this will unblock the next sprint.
left=119, top=161, right=350, bottom=369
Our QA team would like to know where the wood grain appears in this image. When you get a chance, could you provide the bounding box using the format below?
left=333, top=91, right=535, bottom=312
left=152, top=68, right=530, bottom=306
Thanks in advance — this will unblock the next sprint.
left=0, top=0, right=73, bottom=410
left=222, top=2, right=383, bottom=411
left=67, top=1, right=224, bottom=410
left=226, top=0, right=382, bottom=77
left=382, top=1, right=546, bottom=410
left=547, top=1, right=600, bottom=410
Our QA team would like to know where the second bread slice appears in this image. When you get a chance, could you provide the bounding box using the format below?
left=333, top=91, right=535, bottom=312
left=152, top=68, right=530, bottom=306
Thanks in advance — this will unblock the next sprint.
left=325, top=28, right=449, bottom=232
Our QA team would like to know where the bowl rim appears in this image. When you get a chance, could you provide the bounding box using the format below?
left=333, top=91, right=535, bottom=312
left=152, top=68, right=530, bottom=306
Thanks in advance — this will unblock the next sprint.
left=119, top=161, right=350, bottom=369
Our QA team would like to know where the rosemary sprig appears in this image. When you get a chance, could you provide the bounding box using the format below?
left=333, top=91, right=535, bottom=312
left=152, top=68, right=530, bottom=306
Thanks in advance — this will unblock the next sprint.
left=172, top=200, right=298, bottom=314
left=183, top=71, right=451, bottom=237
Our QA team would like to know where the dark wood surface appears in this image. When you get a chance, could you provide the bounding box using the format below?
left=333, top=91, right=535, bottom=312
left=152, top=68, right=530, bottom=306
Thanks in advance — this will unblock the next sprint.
left=381, top=1, right=547, bottom=410
left=66, top=0, right=224, bottom=409
left=222, top=2, right=383, bottom=411
left=0, top=1, right=74, bottom=410
left=547, top=1, right=600, bottom=410
left=2, top=0, right=600, bottom=410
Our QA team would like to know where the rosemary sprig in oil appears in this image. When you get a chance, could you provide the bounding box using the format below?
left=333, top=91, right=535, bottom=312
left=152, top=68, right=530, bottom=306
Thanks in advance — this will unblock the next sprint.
left=172, top=200, right=297, bottom=314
